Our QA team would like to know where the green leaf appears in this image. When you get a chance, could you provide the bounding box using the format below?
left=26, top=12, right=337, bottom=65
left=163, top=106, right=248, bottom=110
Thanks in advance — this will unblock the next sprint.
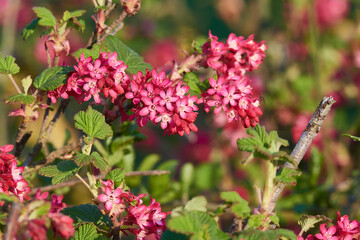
left=167, top=211, right=230, bottom=240
left=184, top=196, right=207, bottom=212
left=298, top=215, right=331, bottom=234
left=102, top=35, right=152, bottom=74
left=91, top=151, right=108, bottom=171
left=38, top=160, right=80, bottom=185
left=270, top=215, right=280, bottom=226
left=63, top=10, right=86, bottom=21
left=28, top=201, right=51, bottom=220
left=220, top=191, right=245, bottom=203
left=343, top=134, right=360, bottom=142
left=234, top=229, right=297, bottom=240
left=0, top=193, right=16, bottom=202
left=183, top=72, right=202, bottom=94
left=33, top=66, right=73, bottom=91
left=22, top=18, right=39, bottom=40
left=161, top=230, right=188, bottom=240
left=0, top=212, right=7, bottom=225
left=180, top=163, right=194, bottom=200
left=106, top=168, right=126, bottom=185
left=73, top=152, right=94, bottom=166
left=74, top=106, right=113, bottom=139
left=192, top=37, right=207, bottom=53
left=231, top=202, right=251, bottom=219
left=0, top=54, right=20, bottom=74
left=74, top=224, right=97, bottom=240
left=61, top=204, right=112, bottom=227
left=72, top=44, right=101, bottom=59
left=6, top=94, right=35, bottom=104
left=237, top=137, right=261, bottom=152
left=275, top=168, right=301, bottom=186
left=246, top=214, right=267, bottom=229
left=21, top=76, right=33, bottom=94
left=32, top=7, right=57, bottom=27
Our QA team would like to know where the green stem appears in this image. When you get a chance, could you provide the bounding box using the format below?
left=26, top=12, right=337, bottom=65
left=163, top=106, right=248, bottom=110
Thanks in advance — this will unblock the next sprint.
left=75, top=173, right=97, bottom=198
left=262, top=160, right=277, bottom=214
left=81, top=140, right=98, bottom=197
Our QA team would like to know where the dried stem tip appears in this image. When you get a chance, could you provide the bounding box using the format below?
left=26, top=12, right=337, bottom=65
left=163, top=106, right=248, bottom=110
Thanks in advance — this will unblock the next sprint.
left=121, top=0, right=141, bottom=15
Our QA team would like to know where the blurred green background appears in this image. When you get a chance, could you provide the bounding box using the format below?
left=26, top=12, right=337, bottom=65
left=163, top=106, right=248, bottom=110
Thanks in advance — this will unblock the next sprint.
left=1, top=0, right=360, bottom=236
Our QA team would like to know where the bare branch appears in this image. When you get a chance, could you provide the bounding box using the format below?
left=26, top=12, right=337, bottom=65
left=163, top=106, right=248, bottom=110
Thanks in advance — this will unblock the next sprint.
left=30, top=170, right=171, bottom=194
left=4, top=202, right=21, bottom=240
left=271, top=96, right=335, bottom=205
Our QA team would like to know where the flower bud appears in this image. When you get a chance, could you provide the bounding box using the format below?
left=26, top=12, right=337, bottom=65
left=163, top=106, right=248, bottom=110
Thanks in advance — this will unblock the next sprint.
left=121, top=0, right=141, bottom=15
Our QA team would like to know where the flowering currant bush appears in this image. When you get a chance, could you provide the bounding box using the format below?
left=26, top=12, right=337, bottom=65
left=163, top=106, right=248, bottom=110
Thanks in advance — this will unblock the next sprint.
left=0, top=0, right=359, bottom=240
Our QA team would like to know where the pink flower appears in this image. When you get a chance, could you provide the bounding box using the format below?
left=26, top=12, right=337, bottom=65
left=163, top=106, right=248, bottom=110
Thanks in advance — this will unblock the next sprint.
left=98, top=186, right=122, bottom=211
left=315, top=224, right=339, bottom=240
left=49, top=213, right=75, bottom=239
left=26, top=219, right=48, bottom=240
left=50, top=194, right=66, bottom=213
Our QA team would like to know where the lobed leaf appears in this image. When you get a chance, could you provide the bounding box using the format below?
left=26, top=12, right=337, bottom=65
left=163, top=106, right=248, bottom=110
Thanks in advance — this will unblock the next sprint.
left=6, top=94, right=35, bottom=104
left=184, top=196, right=207, bottom=212
left=38, top=160, right=79, bottom=185
left=22, top=18, right=39, bottom=40
left=105, top=168, right=126, bottom=184
left=275, top=168, right=301, bottom=186
left=72, top=44, right=101, bottom=60
left=0, top=54, right=20, bottom=74
left=74, top=106, right=113, bottom=139
left=74, top=224, right=97, bottom=240
left=61, top=204, right=112, bottom=227
left=32, top=7, right=57, bottom=27
left=234, top=228, right=297, bottom=240
left=102, top=35, right=152, bottom=74
left=33, top=66, right=73, bottom=91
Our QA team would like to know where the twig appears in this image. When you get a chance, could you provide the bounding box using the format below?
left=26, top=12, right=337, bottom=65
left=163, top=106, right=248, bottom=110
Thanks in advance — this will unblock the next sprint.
left=23, top=99, right=70, bottom=167
left=14, top=131, right=32, bottom=158
left=4, top=202, right=21, bottom=240
left=271, top=96, right=335, bottom=206
left=30, top=170, right=171, bottom=194
left=23, top=140, right=82, bottom=177
left=7, top=74, right=21, bottom=94
left=98, top=10, right=127, bottom=44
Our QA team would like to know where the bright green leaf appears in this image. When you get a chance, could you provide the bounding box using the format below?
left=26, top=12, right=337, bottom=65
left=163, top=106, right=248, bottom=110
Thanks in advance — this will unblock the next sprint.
left=72, top=44, right=101, bottom=59
left=192, top=37, right=207, bottom=53
left=275, top=167, right=301, bottom=186
left=73, top=152, right=94, bottom=166
left=74, top=224, right=97, bottom=240
left=38, top=160, right=80, bottom=185
left=102, top=35, right=152, bottom=74
left=22, top=18, right=39, bottom=40
left=231, top=202, right=251, bottom=219
left=33, top=66, right=73, bottom=91
left=246, top=214, right=267, bottom=229
left=0, top=54, right=20, bottom=74
left=220, top=191, right=243, bottom=203
left=184, top=196, right=207, bottom=212
left=0, top=193, right=16, bottom=202
left=343, top=134, right=360, bottom=142
left=32, top=7, right=57, bottom=27
left=21, top=76, right=33, bottom=94
left=91, top=151, right=108, bottom=170
left=106, top=168, right=126, bottom=185
left=63, top=10, right=86, bottom=21
left=298, top=215, right=331, bottom=234
left=28, top=201, right=51, bottom=220
left=74, top=106, right=113, bottom=139
left=183, top=72, right=202, bottom=94
left=234, top=228, right=297, bottom=240
left=6, top=94, right=35, bottom=104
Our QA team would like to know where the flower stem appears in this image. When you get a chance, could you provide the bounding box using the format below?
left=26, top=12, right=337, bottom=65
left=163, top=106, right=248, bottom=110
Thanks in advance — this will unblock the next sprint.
left=261, top=160, right=277, bottom=214
left=7, top=74, right=21, bottom=94
left=75, top=173, right=97, bottom=198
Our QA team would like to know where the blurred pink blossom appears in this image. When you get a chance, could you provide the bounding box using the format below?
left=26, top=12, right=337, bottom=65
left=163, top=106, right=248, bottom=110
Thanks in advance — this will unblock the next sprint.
left=315, top=0, right=349, bottom=28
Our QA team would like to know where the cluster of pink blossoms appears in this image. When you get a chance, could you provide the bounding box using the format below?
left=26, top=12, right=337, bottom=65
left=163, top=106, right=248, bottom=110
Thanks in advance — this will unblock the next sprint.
left=298, top=212, right=360, bottom=240
left=48, top=51, right=129, bottom=104
left=97, top=180, right=168, bottom=240
left=200, top=31, right=266, bottom=127
left=125, top=69, right=198, bottom=136
left=0, top=144, right=30, bottom=202
left=17, top=191, right=75, bottom=240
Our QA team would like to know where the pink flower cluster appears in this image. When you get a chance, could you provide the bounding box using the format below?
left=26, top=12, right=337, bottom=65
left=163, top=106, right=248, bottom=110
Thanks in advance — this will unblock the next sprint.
left=17, top=191, right=75, bottom=240
left=0, top=144, right=30, bottom=202
left=97, top=180, right=168, bottom=240
left=200, top=31, right=266, bottom=127
left=298, top=212, right=360, bottom=240
left=125, top=69, right=198, bottom=136
left=48, top=52, right=129, bottom=104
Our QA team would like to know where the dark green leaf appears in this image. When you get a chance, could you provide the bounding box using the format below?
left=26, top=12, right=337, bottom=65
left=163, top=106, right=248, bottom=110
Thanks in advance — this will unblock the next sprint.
left=32, top=7, right=57, bottom=27
left=6, top=94, right=35, bottom=104
left=74, top=106, right=113, bottom=139
left=61, top=204, right=112, bottom=227
left=74, top=224, right=97, bottom=240
left=161, top=230, right=189, bottom=240
left=33, top=66, right=73, bottom=90
left=102, top=35, right=152, bottom=74
left=0, top=54, right=20, bottom=74
left=22, top=18, right=39, bottom=40
left=38, top=160, right=80, bottom=185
